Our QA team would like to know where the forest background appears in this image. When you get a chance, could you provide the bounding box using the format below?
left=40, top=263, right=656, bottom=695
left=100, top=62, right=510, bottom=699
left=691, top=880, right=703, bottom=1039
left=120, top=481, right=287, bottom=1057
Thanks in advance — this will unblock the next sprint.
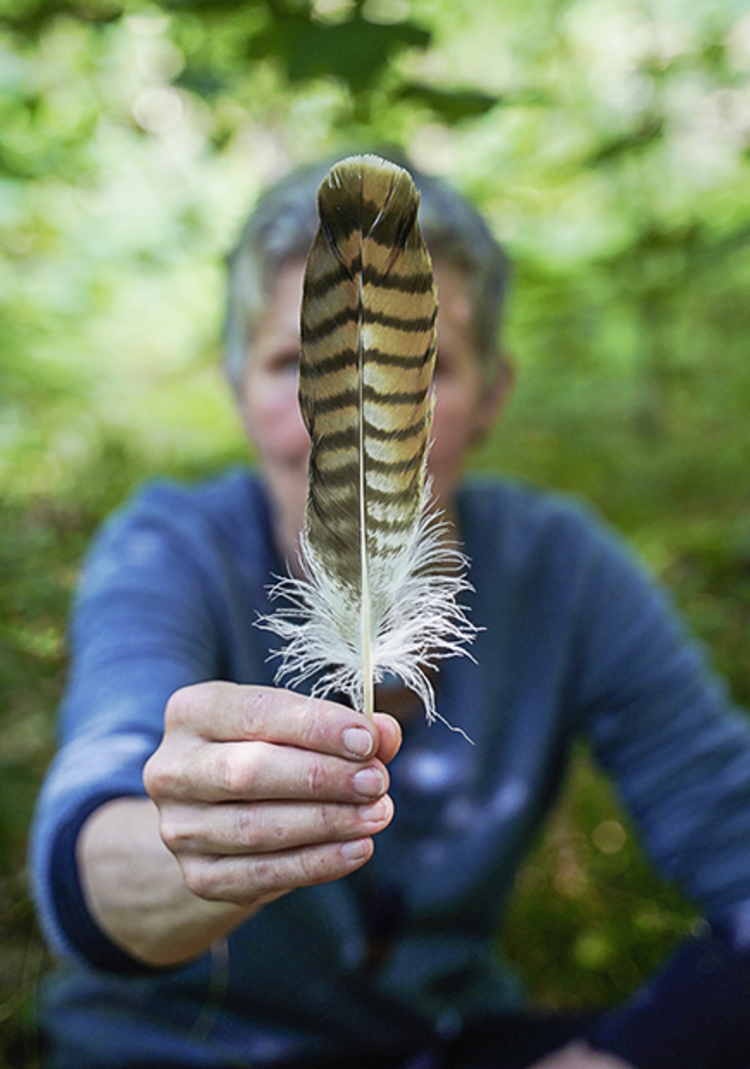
left=1, top=0, right=750, bottom=1064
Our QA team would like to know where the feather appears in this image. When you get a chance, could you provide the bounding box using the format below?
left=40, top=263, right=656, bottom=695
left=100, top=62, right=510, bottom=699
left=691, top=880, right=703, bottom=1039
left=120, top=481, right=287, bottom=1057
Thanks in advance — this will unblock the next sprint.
left=260, top=154, right=477, bottom=727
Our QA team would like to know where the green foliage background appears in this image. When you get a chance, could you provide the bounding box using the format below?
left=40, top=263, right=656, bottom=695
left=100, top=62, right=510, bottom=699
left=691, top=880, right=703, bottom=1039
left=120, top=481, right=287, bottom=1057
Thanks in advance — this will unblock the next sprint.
left=1, top=0, right=750, bottom=1061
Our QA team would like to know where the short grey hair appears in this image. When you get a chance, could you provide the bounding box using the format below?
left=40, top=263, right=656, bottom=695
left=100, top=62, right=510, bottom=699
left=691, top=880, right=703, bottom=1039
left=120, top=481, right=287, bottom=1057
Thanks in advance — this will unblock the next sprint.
left=224, top=154, right=510, bottom=389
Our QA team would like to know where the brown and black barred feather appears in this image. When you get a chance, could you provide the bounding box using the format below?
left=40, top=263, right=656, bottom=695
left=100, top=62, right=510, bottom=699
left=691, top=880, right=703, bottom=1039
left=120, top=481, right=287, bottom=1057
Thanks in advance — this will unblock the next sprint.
left=262, top=155, right=477, bottom=724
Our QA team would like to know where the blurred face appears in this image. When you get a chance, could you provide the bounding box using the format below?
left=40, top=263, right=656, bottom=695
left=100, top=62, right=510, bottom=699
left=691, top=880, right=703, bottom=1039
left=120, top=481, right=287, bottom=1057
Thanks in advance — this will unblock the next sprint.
left=239, top=258, right=510, bottom=562
left=238, top=260, right=310, bottom=562
left=428, top=260, right=509, bottom=503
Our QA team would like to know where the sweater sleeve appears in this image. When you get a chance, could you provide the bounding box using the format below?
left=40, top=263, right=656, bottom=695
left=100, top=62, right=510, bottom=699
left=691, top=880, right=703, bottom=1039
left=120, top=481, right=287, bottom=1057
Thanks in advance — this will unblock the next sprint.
left=570, top=518, right=750, bottom=918
left=29, top=484, right=226, bottom=967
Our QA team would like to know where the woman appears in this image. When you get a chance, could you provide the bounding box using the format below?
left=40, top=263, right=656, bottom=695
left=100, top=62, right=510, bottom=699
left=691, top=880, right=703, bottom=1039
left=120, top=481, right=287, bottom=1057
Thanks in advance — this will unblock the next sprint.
left=31, top=155, right=750, bottom=1068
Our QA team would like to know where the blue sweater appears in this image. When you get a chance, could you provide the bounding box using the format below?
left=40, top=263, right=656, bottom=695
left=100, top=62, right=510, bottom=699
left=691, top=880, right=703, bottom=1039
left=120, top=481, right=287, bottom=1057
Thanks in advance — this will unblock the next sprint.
left=30, top=471, right=750, bottom=1067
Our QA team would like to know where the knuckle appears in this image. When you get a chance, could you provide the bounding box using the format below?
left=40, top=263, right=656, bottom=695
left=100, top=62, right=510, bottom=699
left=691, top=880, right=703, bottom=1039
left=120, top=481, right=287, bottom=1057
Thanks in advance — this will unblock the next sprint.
left=299, top=700, right=326, bottom=749
left=251, top=845, right=343, bottom=894
left=158, top=809, right=191, bottom=853
left=315, top=802, right=342, bottom=839
left=252, top=854, right=284, bottom=893
left=300, top=697, right=350, bottom=753
left=143, top=754, right=177, bottom=802
left=165, top=681, right=225, bottom=730
left=141, top=754, right=159, bottom=797
left=234, top=805, right=264, bottom=848
left=180, top=856, right=216, bottom=900
left=213, top=745, right=247, bottom=796
left=298, top=845, right=336, bottom=886
left=164, top=685, right=197, bottom=730
left=298, top=849, right=323, bottom=885
left=239, top=686, right=279, bottom=739
left=158, top=818, right=180, bottom=852
left=304, top=757, right=328, bottom=797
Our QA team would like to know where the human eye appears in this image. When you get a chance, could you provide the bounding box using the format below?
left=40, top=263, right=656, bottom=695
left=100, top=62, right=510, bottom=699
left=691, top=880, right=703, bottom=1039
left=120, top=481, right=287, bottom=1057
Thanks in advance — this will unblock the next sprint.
left=433, top=350, right=453, bottom=380
left=270, top=349, right=300, bottom=376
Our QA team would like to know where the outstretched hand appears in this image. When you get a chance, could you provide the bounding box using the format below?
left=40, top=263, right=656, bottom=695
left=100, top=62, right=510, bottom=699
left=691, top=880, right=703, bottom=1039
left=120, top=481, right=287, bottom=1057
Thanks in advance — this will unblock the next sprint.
left=143, top=681, right=401, bottom=909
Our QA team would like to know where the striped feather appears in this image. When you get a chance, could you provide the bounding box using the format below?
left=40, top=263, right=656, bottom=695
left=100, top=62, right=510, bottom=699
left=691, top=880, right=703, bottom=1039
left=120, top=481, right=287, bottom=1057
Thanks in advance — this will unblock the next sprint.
left=261, top=155, right=477, bottom=726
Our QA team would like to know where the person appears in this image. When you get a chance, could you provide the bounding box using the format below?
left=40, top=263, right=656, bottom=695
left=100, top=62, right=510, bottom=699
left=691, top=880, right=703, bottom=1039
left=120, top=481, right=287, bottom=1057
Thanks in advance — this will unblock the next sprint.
left=30, top=154, right=750, bottom=1069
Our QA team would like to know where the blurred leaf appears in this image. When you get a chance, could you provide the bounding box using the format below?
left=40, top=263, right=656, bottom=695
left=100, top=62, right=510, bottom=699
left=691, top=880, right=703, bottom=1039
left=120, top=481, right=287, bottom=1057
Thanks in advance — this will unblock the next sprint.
left=587, top=115, right=664, bottom=167
left=394, top=81, right=500, bottom=122
left=245, top=11, right=431, bottom=93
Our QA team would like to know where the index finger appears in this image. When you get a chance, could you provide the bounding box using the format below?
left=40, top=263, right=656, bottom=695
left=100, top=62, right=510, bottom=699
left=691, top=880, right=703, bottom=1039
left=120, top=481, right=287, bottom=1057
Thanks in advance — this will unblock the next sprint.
left=165, top=682, right=385, bottom=761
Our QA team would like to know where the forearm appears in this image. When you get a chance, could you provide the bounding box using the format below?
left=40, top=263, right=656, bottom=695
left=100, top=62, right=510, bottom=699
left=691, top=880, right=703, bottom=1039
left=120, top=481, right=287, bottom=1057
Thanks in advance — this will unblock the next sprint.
left=77, top=796, right=257, bottom=967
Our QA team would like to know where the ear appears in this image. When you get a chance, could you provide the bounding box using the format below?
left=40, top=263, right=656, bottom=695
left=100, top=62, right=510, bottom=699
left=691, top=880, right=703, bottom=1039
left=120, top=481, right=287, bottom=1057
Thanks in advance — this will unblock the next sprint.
left=472, top=354, right=515, bottom=442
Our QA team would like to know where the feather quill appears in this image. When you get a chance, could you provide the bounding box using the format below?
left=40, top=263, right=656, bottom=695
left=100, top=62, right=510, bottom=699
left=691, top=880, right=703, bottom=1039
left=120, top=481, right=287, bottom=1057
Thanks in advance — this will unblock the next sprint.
left=261, top=154, right=477, bottom=725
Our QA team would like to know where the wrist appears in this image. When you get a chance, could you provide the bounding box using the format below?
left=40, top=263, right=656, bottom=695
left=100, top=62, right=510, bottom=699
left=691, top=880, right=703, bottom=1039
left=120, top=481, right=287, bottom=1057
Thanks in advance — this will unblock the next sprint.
left=78, top=797, right=260, bottom=968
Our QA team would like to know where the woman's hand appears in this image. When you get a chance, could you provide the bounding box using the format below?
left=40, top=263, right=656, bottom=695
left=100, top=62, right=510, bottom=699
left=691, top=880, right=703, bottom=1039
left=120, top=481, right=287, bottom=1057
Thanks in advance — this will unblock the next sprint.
left=143, top=681, right=401, bottom=908
left=78, top=682, right=400, bottom=968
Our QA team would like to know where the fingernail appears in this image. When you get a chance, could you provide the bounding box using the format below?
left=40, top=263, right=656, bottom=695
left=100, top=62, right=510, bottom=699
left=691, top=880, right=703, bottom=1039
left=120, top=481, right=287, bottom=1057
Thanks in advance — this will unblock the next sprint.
left=353, top=767, right=386, bottom=798
left=341, top=838, right=370, bottom=861
left=343, top=726, right=373, bottom=757
left=358, top=797, right=392, bottom=824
